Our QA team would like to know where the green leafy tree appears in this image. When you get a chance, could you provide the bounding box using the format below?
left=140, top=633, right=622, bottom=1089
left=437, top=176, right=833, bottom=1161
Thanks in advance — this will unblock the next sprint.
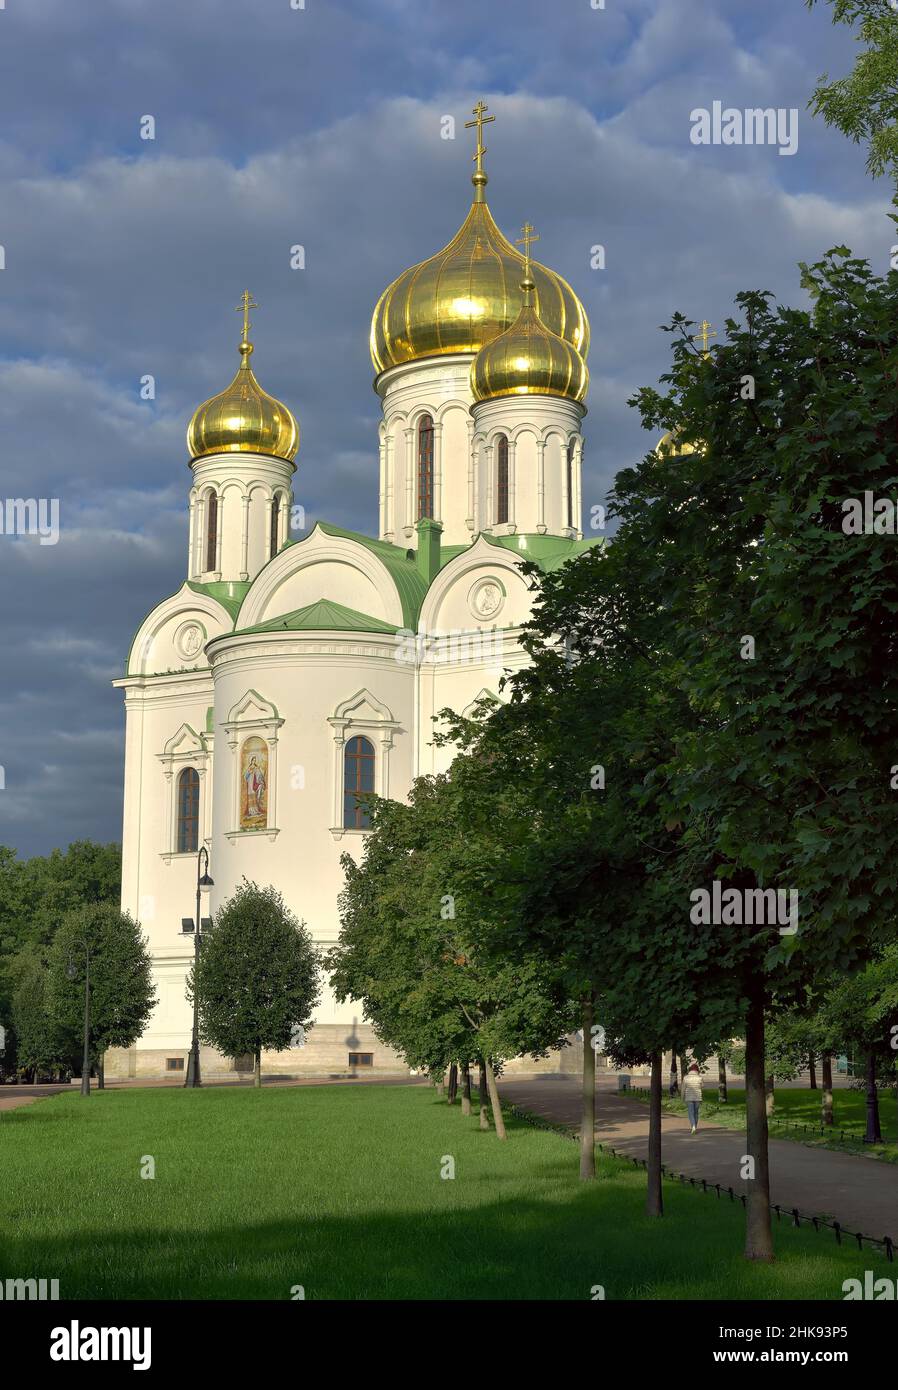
left=47, top=903, right=155, bottom=1087
left=819, top=946, right=898, bottom=1142
left=0, top=840, right=122, bottom=1051
left=192, top=881, right=320, bottom=1087
left=436, top=528, right=744, bottom=1197
left=605, top=247, right=898, bottom=1254
left=808, top=0, right=898, bottom=181
left=11, top=949, right=72, bottom=1080
left=329, top=778, right=573, bottom=1140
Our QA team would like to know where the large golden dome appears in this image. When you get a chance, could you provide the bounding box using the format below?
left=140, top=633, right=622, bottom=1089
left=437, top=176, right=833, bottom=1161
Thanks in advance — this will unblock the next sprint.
left=187, top=293, right=299, bottom=463
left=471, top=248, right=588, bottom=405
left=370, top=107, right=589, bottom=376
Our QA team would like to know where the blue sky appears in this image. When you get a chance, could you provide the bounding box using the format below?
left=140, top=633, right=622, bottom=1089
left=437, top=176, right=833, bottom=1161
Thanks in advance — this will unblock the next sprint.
left=0, top=0, right=888, bottom=856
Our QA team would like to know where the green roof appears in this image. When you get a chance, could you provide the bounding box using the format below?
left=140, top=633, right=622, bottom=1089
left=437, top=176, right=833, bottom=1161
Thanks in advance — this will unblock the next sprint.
left=124, top=579, right=251, bottom=674
left=187, top=579, right=251, bottom=620
left=234, top=597, right=400, bottom=638
left=125, top=528, right=602, bottom=675
left=483, top=532, right=603, bottom=571
left=313, top=522, right=427, bottom=629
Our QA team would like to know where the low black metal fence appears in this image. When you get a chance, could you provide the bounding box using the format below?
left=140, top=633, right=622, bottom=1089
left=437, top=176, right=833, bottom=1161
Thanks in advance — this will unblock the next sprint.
left=507, top=1100, right=895, bottom=1264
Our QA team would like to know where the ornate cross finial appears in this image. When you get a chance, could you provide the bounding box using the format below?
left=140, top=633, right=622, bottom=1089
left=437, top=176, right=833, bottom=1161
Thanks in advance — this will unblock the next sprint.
left=515, top=221, right=540, bottom=273
left=236, top=290, right=258, bottom=349
left=692, top=318, right=717, bottom=356
left=464, top=100, right=495, bottom=199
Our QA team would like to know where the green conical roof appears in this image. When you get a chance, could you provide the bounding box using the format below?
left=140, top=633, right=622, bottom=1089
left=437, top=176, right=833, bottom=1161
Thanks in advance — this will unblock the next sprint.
left=236, top=597, right=400, bottom=637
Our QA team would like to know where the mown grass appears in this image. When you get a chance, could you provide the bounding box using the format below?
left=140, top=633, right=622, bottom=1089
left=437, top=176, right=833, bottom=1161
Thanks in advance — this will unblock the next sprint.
left=0, top=1084, right=889, bottom=1300
left=625, top=1084, right=898, bottom=1162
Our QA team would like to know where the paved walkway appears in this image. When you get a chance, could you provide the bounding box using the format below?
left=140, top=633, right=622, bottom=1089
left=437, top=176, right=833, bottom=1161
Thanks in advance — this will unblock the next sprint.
left=498, top=1076, right=898, bottom=1242
left=0, top=1086, right=70, bottom=1113
left=0, top=1074, right=424, bottom=1114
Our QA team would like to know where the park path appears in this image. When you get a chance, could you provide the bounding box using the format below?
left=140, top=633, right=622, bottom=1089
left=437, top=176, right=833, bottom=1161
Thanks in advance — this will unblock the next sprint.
left=0, top=1075, right=423, bottom=1114
left=498, top=1076, right=898, bottom=1244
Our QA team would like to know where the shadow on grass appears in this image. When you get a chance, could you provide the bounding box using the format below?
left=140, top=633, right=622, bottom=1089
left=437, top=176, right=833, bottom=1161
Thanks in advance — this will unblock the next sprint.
left=2, top=1184, right=869, bottom=1303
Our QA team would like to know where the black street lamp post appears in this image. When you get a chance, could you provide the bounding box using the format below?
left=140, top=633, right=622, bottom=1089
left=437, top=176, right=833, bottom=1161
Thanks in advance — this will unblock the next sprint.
left=66, top=942, right=92, bottom=1097
left=184, top=845, right=213, bottom=1088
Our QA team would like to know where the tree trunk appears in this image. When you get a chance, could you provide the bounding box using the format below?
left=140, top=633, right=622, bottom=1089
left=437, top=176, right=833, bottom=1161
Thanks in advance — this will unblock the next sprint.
left=863, top=1050, right=882, bottom=1144
left=97, top=1054, right=105, bottom=1090
left=478, top=1058, right=490, bottom=1129
left=717, top=1055, right=728, bottom=1104
left=484, top=1058, right=506, bottom=1140
left=744, top=989, right=774, bottom=1261
left=646, top=1050, right=663, bottom=1217
left=821, top=1053, right=834, bottom=1127
left=461, top=1061, right=472, bottom=1116
left=807, top=1052, right=817, bottom=1090
left=668, top=1048, right=679, bottom=1097
left=580, top=994, right=596, bottom=1180
left=765, top=1073, right=775, bottom=1117
left=254, top=1049, right=262, bottom=1088
left=447, top=1062, right=458, bottom=1104
left=679, top=1053, right=688, bottom=1090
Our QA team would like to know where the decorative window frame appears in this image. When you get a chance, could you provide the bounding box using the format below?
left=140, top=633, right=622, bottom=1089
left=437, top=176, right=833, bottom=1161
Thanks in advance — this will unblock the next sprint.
left=223, top=690, right=283, bottom=843
left=327, top=688, right=401, bottom=840
left=159, top=724, right=212, bottom=863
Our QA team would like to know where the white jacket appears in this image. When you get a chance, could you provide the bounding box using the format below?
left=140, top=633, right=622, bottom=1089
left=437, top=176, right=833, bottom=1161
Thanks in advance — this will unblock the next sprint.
left=682, top=1072, right=703, bottom=1103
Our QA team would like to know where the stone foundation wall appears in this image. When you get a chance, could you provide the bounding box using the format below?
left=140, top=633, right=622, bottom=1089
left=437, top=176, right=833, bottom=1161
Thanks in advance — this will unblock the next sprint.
left=104, top=1024, right=410, bottom=1081
left=105, top=1029, right=594, bottom=1081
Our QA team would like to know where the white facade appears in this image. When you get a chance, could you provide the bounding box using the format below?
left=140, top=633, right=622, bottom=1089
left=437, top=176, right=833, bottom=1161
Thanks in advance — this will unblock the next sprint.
left=112, top=320, right=595, bottom=1080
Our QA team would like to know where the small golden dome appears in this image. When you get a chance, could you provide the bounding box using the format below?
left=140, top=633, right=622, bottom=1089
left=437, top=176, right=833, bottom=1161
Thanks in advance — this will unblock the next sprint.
left=655, top=430, right=699, bottom=458
left=187, top=293, right=298, bottom=463
left=471, top=252, right=588, bottom=404
left=370, top=167, right=589, bottom=374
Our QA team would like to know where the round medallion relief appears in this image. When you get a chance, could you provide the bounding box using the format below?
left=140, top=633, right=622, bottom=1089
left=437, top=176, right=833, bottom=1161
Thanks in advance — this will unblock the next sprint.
left=176, top=621, right=206, bottom=660
left=469, top=578, right=505, bottom=621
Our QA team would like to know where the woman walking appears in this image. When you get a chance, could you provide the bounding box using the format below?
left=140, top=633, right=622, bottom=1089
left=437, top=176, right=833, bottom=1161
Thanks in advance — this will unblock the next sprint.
left=682, top=1062, right=703, bottom=1133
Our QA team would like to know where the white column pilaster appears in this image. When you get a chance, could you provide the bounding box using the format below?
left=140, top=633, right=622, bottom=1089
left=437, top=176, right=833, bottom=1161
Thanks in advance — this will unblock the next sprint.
left=536, top=440, right=547, bottom=534
left=240, top=495, right=250, bottom=580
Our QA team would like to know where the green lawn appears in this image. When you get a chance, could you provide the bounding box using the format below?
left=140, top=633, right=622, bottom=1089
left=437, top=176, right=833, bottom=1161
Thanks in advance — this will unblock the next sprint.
left=0, top=1084, right=889, bottom=1300
left=625, top=1085, right=898, bottom=1162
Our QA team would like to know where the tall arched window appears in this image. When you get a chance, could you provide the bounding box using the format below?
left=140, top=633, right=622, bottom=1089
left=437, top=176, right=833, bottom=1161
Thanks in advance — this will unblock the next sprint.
left=205, top=491, right=218, bottom=573
left=269, top=494, right=280, bottom=561
left=343, top=735, right=375, bottom=830
left=495, top=434, right=509, bottom=525
left=417, top=414, right=434, bottom=520
left=177, top=767, right=199, bottom=853
left=566, top=440, right=575, bottom=530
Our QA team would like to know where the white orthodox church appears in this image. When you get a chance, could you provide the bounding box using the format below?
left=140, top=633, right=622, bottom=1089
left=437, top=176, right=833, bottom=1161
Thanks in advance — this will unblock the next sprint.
left=109, top=107, right=598, bottom=1080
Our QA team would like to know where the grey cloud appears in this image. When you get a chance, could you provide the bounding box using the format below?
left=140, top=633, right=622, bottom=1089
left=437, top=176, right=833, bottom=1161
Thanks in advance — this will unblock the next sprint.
left=0, top=3, right=883, bottom=854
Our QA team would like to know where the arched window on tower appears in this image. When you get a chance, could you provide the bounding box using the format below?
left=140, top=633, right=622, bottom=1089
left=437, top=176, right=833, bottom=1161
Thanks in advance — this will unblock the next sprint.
left=269, top=494, right=280, bottom=561
left=343, top=735, right=375, bottom=830
left=417, top=414, right=434, bottom=520
left=566, top=440, right=575, bottom=531
left=205, top=491, right=218, bottom=573
left=495, top=434, right=509, bottom=525
left=177, top=767, right=199, bottom=854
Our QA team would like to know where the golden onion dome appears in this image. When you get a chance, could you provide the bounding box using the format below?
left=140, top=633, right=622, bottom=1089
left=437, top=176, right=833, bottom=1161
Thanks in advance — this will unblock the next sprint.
left=369, top=110, right=589, bottom=375
left=471, top=250, right=588, bottom=404
left=187, top=292, right=299, bottom=463
left=654, top=323, right=715, bottom=458
left=655, top=430, right=699, bottom=458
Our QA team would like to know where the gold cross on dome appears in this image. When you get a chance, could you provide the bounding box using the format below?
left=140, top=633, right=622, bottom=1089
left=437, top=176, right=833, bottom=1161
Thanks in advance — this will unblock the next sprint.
left=515, top=221, right=540, bottom=271
left=692, top=319, right=717, bottom=355
left=236, top=290, right=258, bottom=344
left=464, top=100, right=495, bottom=176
